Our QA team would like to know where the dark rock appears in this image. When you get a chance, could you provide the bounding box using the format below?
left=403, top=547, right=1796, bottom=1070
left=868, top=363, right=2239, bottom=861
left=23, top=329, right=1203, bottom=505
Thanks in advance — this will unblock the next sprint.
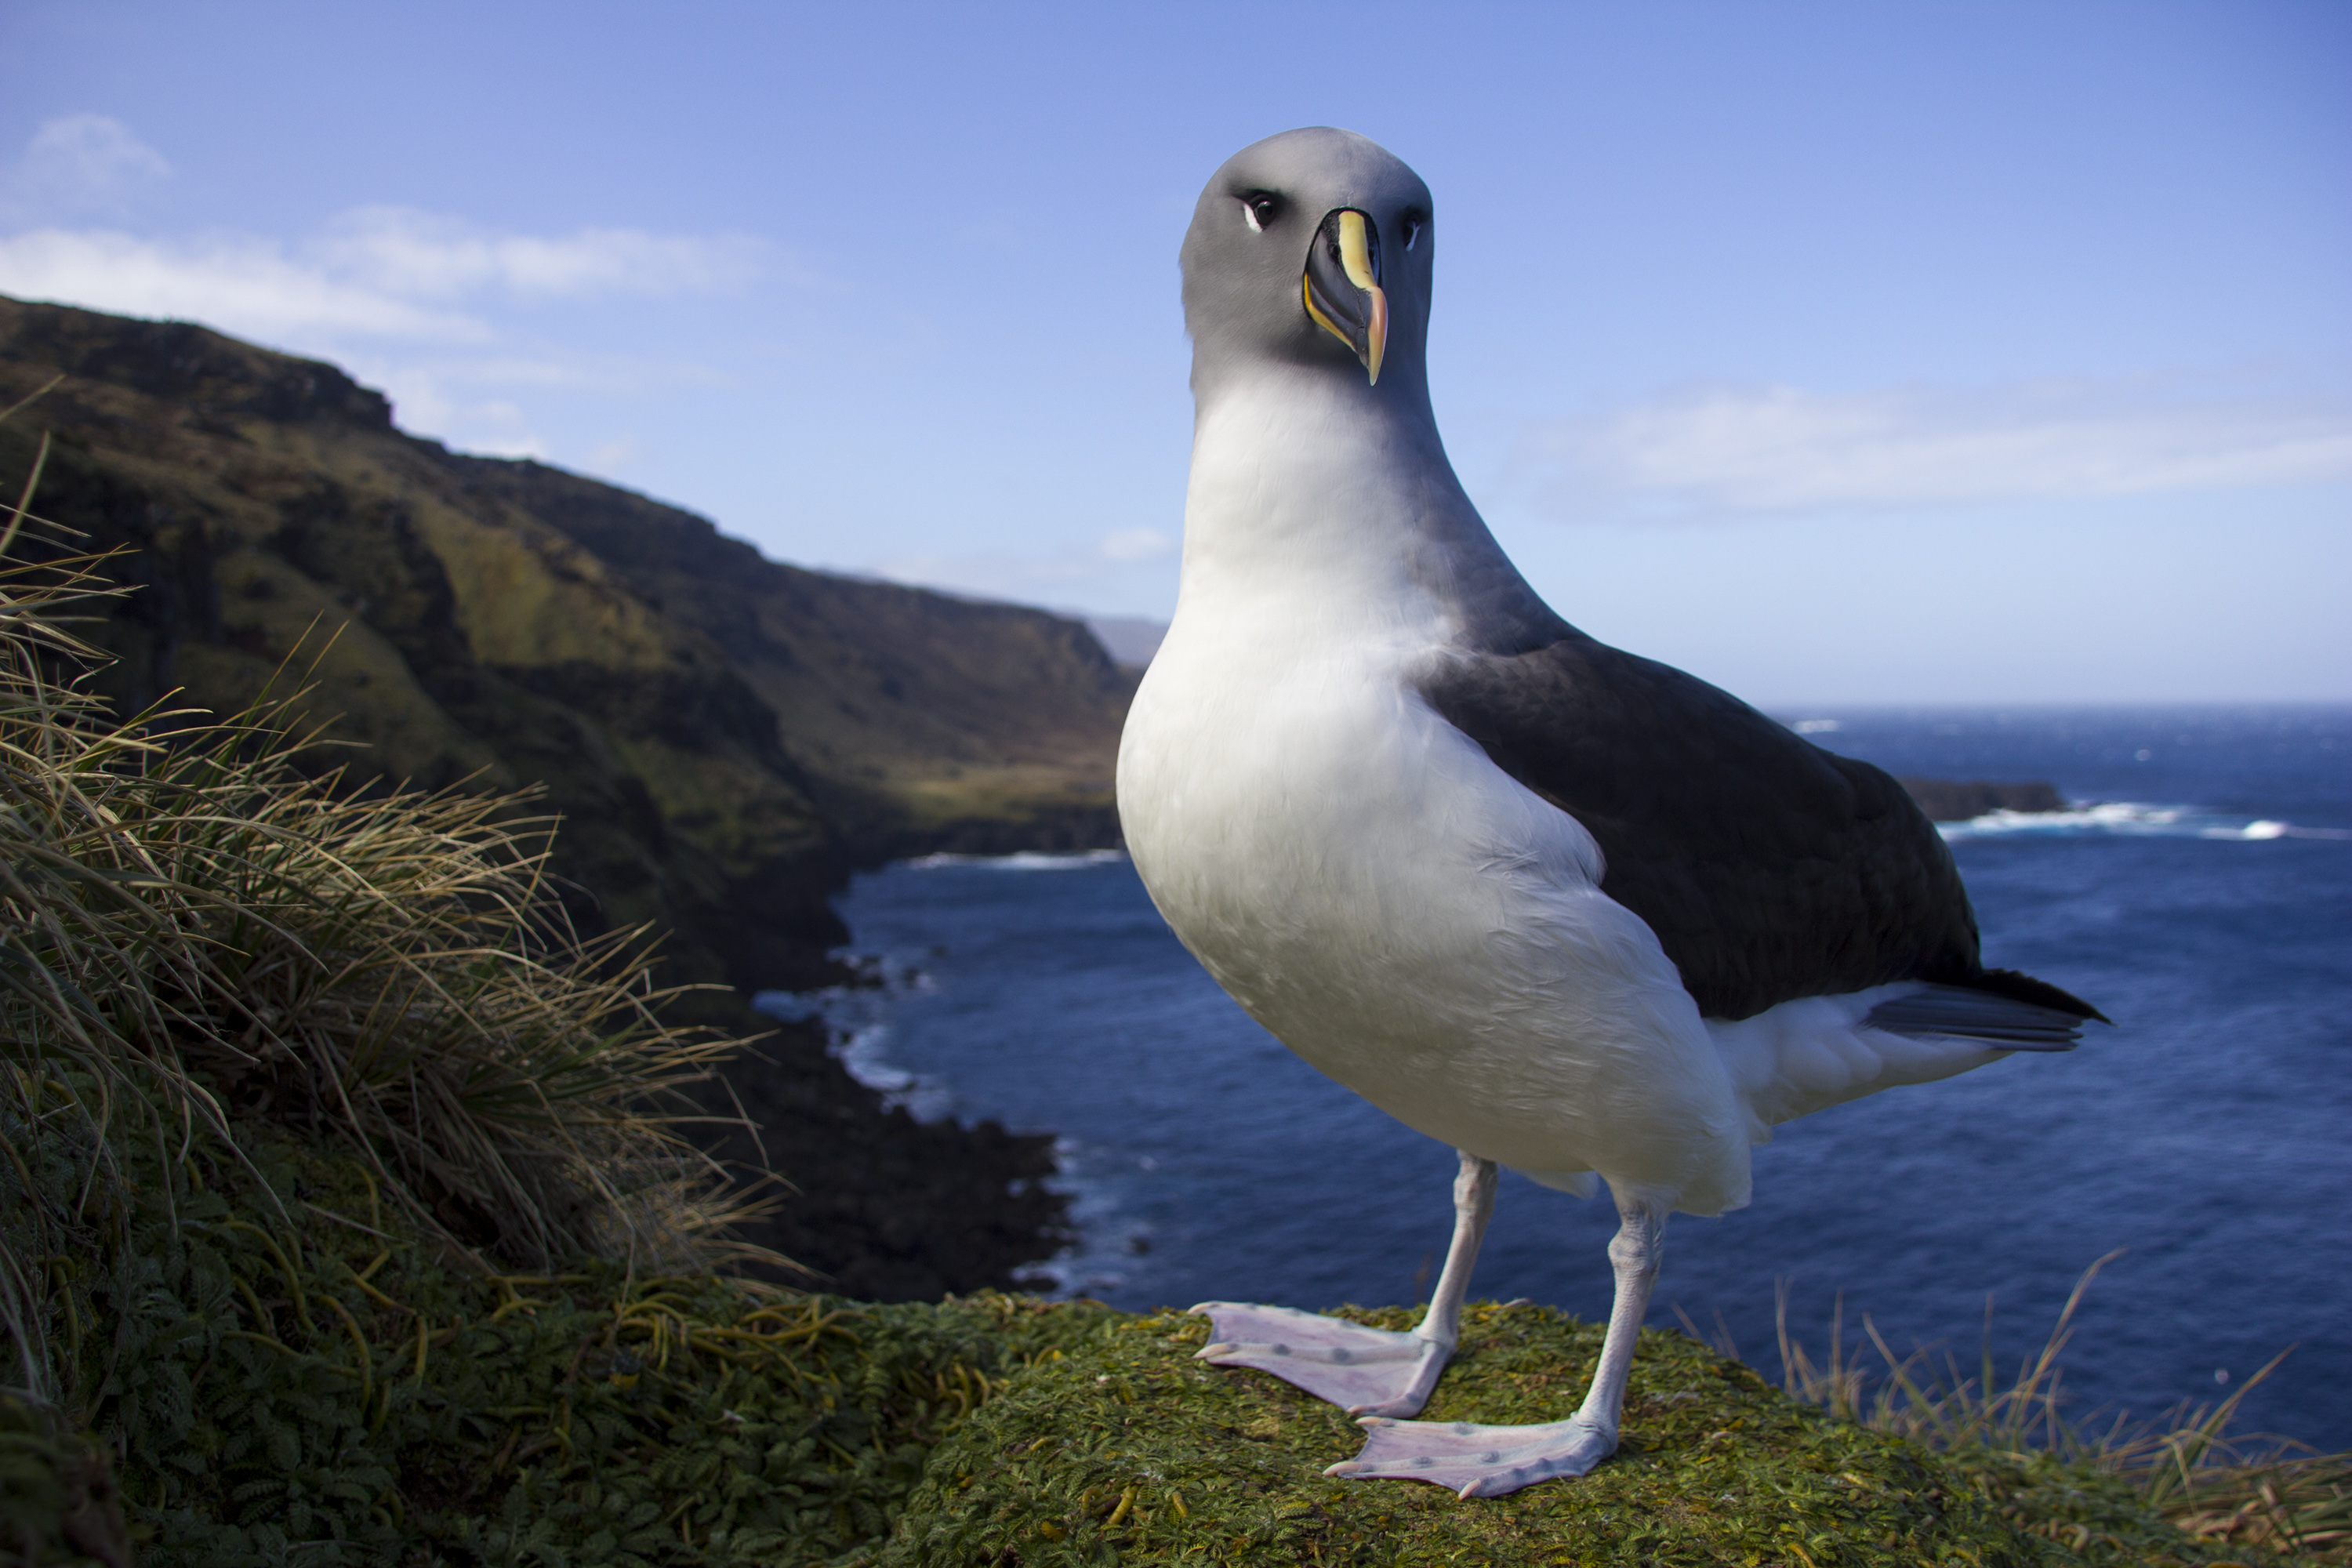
left=1899, top=776, right=2067, bottom=822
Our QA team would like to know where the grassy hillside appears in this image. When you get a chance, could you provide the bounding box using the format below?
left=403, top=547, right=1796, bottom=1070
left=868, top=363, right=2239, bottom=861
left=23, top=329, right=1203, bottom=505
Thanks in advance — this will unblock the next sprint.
left=441, top=456, right=1131, bottom=850
left=0, top=295, right=1120, bottom=1297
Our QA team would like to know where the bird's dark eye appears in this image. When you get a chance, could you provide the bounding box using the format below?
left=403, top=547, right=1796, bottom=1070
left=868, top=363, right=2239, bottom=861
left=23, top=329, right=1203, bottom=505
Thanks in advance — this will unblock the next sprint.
left=1242, top=193, right=1279, bottom=233
left=1402, top=209, right=1427, bottom=251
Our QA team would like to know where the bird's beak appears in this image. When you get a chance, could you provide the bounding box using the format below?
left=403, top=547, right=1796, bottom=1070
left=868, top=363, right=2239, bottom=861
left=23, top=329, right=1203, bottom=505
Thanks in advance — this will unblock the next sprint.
left=1303, top=208, right=1387, bottom=384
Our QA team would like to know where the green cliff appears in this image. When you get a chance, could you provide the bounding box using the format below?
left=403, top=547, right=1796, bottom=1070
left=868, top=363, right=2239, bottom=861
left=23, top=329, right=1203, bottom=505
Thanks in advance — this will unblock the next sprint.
left=0, top=292, right=1128, bottom=1296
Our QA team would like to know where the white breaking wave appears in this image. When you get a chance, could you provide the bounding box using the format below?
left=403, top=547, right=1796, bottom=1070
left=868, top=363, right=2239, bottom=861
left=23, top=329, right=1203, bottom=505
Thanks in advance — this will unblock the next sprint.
left=754, top=956, right=956, bottom=1119
left=1940, top=801, right=2351, bottom=842
left=1007, top=1136, right=1158, bottom=1301
left=823, top=1017, right=958, bottom=1121
left=905, top=848, right=1129, bottom=871
left=832, top=1023, right=915, bottom=1094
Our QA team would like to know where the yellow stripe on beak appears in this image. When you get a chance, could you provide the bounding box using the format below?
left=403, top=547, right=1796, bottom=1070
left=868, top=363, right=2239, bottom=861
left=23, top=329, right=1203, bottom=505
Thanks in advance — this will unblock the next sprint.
left=1334, top=211, right=1387, bottom=386
left=1303, top=208, right=1390, bottom=386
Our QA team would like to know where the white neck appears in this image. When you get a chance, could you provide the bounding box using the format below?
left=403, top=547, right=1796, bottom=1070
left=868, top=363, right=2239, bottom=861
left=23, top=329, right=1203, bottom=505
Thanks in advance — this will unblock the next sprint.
left=1174, top=365, right=1541, bottom=656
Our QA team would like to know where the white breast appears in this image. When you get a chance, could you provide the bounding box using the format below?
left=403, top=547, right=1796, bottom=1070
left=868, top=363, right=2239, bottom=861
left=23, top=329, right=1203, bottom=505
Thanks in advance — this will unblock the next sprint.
left=1117, top=378, right=1755, bottom=1213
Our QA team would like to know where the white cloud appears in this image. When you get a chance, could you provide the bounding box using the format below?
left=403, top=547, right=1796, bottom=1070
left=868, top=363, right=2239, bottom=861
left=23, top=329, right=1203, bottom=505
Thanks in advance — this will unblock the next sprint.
left=1519, top=373, right=2352, bottom=521
left=1098, top=525, right=1174, bottom=561
left=0, top=228, right=490, bottom=341
left=354, top=351, right=728, bottom=396
left=583, top=435, right=642, bottom=473
left=0, top=117, right=798, bottom=473
left=350, top=364, right=547, bottom=458
left=0, top=113, right=779, bottom=353
left=871, top=525, right=1180, bottom=602
left=0, top=213, right=776, bottom=350
left=5, top=115, right=172, bottom=220
left=441, top=403, right=546, bottom=461
left=314, top=206, right=771, bottom=299
left=321, top=350, right=729, bottom=453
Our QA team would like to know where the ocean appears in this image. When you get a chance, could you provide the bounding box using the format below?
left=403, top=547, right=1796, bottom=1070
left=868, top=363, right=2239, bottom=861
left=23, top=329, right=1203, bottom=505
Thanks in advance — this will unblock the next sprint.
left=764, top=706, right=2352, bottom=1452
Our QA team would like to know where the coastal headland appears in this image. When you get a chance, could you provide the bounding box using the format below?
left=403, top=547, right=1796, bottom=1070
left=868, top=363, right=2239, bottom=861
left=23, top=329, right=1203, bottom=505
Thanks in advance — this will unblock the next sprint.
left=0, top=292, right=1131, bottom=1297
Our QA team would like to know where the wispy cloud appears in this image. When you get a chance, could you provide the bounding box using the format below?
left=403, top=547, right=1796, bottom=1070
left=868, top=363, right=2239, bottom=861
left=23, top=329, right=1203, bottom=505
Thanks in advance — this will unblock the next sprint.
left=0, top=228, right=492, bottom=343
left=872, top=525, right=1178, bottom=603
left=1097, top=526, right=1175, bottom=562
left=336, top=354, right=724, bottom=459
left=0, top=115, right=794, bottom=463
left=345, top=368, right=546, bottom=459
left=1517, top=372, right=2352, bottom=521
left=583, top=435, right=643, bottom=474
left=0, top=217, right=776, bottom=347
left=313, top=206, right=773, bottom=300
left=0, top=115, right=779, bottom=351
left=1, top=114, right=172, bottom=221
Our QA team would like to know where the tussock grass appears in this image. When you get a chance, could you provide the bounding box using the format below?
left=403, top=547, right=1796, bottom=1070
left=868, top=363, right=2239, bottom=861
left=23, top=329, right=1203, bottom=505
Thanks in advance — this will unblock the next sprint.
left=1, top=393, right=771, bottom=1436
left=1759, top=1258, right=2351, bottom=1563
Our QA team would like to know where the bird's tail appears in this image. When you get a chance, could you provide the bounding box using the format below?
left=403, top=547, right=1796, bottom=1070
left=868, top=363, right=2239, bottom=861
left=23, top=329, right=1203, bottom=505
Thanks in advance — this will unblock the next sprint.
left=1864, top=981, right=2102, bottom=1051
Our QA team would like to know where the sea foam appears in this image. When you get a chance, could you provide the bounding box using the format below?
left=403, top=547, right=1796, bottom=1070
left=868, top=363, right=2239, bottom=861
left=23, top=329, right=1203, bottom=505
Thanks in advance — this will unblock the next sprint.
left=1938, top=800, right=2349, bottom=842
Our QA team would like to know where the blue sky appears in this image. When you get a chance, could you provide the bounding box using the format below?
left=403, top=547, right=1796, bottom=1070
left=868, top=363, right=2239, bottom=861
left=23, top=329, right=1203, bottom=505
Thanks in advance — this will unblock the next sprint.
left=2, top=1, right=2345, bottom=702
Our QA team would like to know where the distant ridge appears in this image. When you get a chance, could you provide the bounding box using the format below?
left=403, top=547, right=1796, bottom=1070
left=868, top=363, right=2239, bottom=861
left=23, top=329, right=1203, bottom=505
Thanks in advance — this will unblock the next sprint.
left=1084, top=614, right=1169, bottom=666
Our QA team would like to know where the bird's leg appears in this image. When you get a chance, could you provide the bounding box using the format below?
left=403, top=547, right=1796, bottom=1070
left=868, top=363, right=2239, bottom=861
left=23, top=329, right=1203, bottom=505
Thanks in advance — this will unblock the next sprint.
left=1330, top=1185, right=1670, bottom=1498
left=1192, top=1149, right=1497, bottom=1417
left=1382, top=1149, right=1499, bottom=1414
left=1562, top=1192, right=1667, bottom=1446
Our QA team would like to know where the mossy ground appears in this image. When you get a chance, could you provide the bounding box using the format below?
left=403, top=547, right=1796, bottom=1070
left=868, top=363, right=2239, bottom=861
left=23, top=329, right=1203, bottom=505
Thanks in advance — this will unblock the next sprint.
left=5, top=1116, right=2287, bottom=1566
left=884, top=1305, right=2273, bottom=1568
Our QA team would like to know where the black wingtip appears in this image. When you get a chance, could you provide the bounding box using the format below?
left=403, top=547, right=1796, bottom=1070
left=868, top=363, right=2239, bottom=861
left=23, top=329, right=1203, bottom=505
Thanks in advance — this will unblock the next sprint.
left=1971, top=967, right=2113, bottom=1026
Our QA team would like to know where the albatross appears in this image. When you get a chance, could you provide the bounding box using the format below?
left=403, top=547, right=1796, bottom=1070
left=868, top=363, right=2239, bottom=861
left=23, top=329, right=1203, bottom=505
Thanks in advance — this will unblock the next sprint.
left=1115, top=127, right=2107, bottom=1500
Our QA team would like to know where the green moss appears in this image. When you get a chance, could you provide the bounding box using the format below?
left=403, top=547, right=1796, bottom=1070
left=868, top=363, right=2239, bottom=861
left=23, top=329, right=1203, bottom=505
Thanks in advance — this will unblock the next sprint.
left=181, top=543, right=508, bottom=788
left=881, top=1305, right=2267, bottom=1567
left=410, top=497, right=688, bottom=676
left=7, top=1102, right=2281, bottom=1566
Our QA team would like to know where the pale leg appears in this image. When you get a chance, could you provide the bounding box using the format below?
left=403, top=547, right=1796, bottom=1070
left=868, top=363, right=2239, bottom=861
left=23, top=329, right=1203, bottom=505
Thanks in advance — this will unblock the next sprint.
left=1329, top=1183, right=1669, bottom=1498
left=1193, top=1150, right=1497, bottom=1416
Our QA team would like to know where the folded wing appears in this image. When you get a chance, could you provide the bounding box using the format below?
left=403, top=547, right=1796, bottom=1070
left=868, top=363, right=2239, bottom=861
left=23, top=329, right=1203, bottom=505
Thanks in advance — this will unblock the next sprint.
left=1418, top=628, right=2103, bottom=1027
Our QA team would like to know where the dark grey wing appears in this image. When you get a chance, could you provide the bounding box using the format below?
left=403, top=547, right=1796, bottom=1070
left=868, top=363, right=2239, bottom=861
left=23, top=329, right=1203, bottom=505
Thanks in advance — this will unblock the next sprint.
left=1420, top=628, right=2103, bottom=1025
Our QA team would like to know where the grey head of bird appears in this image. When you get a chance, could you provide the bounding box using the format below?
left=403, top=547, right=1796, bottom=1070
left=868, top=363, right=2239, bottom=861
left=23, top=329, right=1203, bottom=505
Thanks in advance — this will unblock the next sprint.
left=1181, top=127, right=1436, bottom=409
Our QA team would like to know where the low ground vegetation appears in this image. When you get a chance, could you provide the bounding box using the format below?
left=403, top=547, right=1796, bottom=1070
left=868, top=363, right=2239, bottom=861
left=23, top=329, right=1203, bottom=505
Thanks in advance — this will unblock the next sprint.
left=891, top=1301, right=2305, bottom=1567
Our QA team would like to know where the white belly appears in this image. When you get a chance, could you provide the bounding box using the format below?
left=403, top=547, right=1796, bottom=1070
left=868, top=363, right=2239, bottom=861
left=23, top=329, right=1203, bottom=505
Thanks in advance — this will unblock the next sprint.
left=1117, top=633, right=1754, bottom=1213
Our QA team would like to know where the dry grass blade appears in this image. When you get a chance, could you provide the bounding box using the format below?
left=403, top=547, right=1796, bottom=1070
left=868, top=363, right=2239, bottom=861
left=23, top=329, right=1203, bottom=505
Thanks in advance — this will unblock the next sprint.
left=1775, top=1258, right=2352, bottom=1563
left=0, top=428, right=48, bottom=559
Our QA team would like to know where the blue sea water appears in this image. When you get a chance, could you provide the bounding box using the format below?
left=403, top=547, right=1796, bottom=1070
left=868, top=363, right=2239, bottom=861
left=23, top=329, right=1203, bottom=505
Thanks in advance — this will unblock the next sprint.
left=771, top=707, right=2352, bottom=1452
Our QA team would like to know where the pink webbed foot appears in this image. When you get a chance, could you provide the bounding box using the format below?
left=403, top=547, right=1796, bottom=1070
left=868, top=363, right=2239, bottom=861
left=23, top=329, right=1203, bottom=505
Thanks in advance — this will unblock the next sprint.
left=1326, top=1413, right=1617, bottom=1498
left=1190, top=1301, right=1450, bottom=1417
